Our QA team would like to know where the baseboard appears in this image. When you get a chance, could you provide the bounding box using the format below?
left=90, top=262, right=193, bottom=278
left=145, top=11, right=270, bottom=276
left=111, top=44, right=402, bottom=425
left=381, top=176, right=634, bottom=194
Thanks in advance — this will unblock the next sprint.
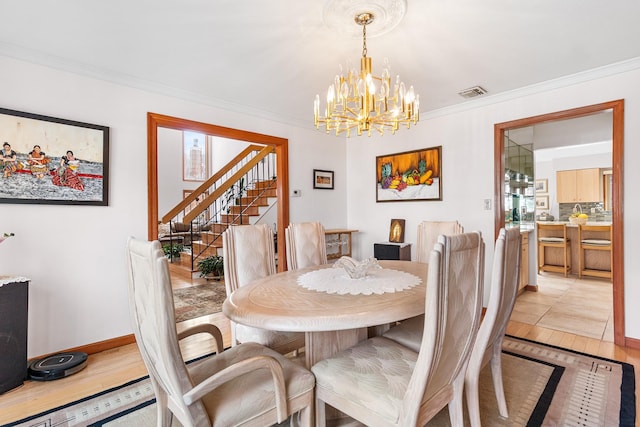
left=29, top=334, right=136, bottom=361
left=625, top=336, right=640, bottom=350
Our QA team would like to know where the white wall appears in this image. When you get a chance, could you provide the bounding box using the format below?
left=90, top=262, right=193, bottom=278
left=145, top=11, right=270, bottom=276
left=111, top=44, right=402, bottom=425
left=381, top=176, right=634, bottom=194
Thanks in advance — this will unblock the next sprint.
left=0, top=55, right=346, bottom=357
left=346, top=67, right=640, bottom=340
left=2, top=54, right=640, bottom=356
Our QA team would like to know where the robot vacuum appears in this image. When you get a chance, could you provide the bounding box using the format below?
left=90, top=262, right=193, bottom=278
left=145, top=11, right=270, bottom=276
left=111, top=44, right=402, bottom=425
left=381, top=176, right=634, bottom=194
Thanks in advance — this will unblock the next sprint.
left=28, top=352, right=88, bottom=381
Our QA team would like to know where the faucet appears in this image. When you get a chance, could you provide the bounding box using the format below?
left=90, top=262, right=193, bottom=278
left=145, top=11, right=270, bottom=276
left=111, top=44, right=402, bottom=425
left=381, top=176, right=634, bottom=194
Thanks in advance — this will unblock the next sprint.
left=573, top=204, right=583, bottom=214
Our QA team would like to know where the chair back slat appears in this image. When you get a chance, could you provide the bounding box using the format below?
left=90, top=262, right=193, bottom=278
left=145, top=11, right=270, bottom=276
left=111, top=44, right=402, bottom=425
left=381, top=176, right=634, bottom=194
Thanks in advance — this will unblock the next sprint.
left=416, top=220, right=464, bottom=263
left=285, top=222, right=327, bottom=270
left=222, top=224, right=276, bottom=295
left=403, top=231, right=484, bottom=425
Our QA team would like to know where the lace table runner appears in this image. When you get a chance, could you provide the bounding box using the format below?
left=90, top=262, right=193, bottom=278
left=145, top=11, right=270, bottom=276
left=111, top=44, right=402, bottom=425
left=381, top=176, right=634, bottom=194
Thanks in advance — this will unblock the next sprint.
left=297, top=268, right=421, bottom=295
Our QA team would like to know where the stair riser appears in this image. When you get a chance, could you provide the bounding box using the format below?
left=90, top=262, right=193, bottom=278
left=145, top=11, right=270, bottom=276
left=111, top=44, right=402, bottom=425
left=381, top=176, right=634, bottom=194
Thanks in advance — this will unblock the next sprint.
left=191, top=244, right=221, bottom=258
left=200, top=232, right=223, bottom=246
left=240, top=196, right=269, bottom=206
left=220, top=214, right=251, bottom=224
left=228, top=205, right=260, bottom=216
left=253, top=179, right=277, bottom=190
left=247, top=189, right=276, bottom=198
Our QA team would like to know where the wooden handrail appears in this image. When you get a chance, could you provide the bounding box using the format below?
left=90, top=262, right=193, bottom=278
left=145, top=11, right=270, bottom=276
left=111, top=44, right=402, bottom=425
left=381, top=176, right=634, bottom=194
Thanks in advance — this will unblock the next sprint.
left=181, top=145, right=274, bottom=224
left=161, top=144, right=266, bottom=224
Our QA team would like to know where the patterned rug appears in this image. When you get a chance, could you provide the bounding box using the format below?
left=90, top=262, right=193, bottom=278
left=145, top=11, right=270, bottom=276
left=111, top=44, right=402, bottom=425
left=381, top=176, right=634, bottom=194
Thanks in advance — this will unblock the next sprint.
left=3, top=336, right=635, bottom=427
left=172, top=282, right=226, bottom=323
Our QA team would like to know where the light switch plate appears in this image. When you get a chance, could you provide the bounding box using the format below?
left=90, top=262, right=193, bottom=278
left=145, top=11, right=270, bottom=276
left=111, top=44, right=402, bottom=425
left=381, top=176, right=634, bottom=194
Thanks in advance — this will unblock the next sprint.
left=483, top=199, right=492, bottom=210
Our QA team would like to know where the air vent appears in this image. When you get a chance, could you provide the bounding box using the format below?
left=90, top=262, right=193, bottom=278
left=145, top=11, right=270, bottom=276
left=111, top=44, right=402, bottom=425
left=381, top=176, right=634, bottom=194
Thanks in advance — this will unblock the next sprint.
left=458, top=86, right=487, bottom=99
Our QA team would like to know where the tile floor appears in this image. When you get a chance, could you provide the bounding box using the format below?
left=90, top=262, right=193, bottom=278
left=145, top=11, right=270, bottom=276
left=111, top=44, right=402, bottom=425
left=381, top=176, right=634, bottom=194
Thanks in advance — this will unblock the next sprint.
left=511, top=273, right=614, bottom=341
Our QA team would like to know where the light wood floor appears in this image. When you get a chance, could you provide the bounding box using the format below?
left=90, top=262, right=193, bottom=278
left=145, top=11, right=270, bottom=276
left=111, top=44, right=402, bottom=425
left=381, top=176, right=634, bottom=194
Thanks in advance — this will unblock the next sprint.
left=513, top=272, right=615, bottom=341
left=1, top=268, right=638, bottom=425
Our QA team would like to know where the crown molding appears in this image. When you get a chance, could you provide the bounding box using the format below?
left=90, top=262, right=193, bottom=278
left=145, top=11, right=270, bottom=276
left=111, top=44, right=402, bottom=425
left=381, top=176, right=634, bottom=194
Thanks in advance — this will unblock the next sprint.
left=422, top=56, right=640, bottom=120
left=2, top=41, right=639, bottom=129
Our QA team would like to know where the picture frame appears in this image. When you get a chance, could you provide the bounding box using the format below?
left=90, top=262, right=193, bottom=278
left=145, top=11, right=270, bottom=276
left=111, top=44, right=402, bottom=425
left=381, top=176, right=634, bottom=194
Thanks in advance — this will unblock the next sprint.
left=0, top=107, right=109, bottom=206
left=182, top=131, right=207, bottom=181
left=376, top=146, right=442, bottom=202
left=313, top=169, right=334, bottom=189
left=534, top=178, right=548, bottom=193
left=388, top=219, right=406, bottom=243
left=535, top=195, right=550, bottom=210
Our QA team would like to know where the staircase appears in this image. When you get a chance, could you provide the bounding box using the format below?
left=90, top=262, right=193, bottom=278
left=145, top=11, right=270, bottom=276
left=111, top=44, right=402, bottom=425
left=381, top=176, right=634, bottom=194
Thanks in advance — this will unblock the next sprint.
left=184, top=180, right=277, bottom=267
left=160, top=144, right=278, bottom=275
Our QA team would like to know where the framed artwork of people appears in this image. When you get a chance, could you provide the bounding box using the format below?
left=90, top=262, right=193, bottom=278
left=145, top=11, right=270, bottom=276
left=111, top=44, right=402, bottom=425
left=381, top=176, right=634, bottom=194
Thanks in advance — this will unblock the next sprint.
left=0, top=107, right=109, bottom=206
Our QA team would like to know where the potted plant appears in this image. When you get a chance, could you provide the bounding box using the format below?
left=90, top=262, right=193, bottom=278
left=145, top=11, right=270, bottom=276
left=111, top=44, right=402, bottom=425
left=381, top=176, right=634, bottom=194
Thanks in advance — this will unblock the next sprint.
left=197, top=255, right=224, bottom=280
left=162, top=243, right=184, bottom=261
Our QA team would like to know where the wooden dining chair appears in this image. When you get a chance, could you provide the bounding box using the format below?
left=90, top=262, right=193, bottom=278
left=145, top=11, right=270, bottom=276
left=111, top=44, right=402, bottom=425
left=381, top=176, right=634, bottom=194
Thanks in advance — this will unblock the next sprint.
left=578, top=224, right=612, bottom=279
left=311, top=232, right=484, bottom=427
left=285, top=221, right=327, bottom=270
left=222, top=224, right=305, bottom=355
left=537, top=223, right=571, bottom=277
left=125, top=237, right=315, bottom=427
left=465, top=227, right=521, bottom=427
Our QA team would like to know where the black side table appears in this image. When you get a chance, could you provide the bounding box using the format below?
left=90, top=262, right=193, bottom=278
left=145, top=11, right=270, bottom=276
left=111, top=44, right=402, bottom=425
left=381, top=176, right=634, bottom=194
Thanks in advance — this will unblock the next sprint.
left=0, top=277, right=29, bottom=394
left=374, top=242, right=412, bottom=261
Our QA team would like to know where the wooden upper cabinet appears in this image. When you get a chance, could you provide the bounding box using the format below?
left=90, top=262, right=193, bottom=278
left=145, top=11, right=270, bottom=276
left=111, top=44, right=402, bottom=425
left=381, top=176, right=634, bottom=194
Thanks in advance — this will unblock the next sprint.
left=556, top=168, right=601, bottom=203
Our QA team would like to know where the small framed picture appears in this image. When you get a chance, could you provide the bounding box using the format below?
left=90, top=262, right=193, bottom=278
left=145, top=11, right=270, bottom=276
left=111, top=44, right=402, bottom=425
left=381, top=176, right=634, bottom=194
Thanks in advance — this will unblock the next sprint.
left=535, top=195, right=549, bottom=210
left=389, top=219, right=406, bottom=243
left=313, top=169, right=334, bottom=189
left=534, top=179, right=548, bottom=193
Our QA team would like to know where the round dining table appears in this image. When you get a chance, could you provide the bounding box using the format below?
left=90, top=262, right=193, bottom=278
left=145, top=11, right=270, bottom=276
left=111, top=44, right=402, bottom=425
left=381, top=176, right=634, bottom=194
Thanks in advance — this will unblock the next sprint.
left=222, top=260, right=428, bottom=368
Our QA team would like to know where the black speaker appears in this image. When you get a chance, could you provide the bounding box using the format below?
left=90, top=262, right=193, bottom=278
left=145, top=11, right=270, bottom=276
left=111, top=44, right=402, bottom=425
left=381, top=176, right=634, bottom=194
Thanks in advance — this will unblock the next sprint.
left=374, top=243, right=412, bottom=261
left=0, top=279, right=29, bottom=394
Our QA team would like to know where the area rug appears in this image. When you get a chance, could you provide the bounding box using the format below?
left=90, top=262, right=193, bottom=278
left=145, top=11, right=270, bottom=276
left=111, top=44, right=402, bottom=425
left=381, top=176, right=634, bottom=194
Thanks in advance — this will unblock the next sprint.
left=172, top=282, right=226, bottom=323
left=3, top=336, right=635, bottom=427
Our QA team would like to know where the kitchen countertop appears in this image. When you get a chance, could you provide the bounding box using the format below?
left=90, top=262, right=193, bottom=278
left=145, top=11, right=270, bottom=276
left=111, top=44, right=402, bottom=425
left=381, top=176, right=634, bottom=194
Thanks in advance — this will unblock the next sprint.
left=505, top=222, right=534, bottom=232
left=536, top=221, right=612, bottom=227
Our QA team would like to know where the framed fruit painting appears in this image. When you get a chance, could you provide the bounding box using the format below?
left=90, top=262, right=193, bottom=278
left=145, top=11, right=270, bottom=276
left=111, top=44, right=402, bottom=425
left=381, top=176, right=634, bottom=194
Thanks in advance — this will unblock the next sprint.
left=376, top=146, right=442, bottom=202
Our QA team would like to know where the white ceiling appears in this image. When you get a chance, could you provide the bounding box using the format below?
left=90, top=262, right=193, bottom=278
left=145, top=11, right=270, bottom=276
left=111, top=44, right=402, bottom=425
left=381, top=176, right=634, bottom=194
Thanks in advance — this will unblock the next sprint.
left=1, top=1, right=640, bottom=129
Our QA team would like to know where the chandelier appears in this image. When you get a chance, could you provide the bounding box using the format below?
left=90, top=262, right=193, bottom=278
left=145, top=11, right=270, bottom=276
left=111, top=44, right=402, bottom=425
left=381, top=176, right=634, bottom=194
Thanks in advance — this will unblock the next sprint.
left=314, top=12, right=419, bottom=137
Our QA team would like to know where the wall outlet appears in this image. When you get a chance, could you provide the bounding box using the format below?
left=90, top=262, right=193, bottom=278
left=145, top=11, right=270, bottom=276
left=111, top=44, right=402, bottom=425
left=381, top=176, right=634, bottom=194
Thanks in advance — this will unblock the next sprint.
left=591, top=207, right=596, bottom=214
left=483, top=199, right=492, bottom=211
left=292, top=189, right=301, bottom=197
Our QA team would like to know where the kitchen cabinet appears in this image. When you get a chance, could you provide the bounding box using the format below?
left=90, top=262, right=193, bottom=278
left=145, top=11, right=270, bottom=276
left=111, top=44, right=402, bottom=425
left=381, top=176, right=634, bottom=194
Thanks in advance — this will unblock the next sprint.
left=556, top=168, right=601, bottom=203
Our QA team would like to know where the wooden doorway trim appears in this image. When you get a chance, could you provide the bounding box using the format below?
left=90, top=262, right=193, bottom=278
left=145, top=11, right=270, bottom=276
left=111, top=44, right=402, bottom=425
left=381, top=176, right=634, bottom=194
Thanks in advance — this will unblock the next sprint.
left=147, top=112, right=290, bottom=270
left=493, top=100, right=625, bottom=346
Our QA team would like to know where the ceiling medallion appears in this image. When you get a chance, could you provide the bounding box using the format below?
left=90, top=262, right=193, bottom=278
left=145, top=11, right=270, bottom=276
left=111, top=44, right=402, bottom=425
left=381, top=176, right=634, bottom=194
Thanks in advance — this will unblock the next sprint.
left=322, top=0, right=407, bottom=37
